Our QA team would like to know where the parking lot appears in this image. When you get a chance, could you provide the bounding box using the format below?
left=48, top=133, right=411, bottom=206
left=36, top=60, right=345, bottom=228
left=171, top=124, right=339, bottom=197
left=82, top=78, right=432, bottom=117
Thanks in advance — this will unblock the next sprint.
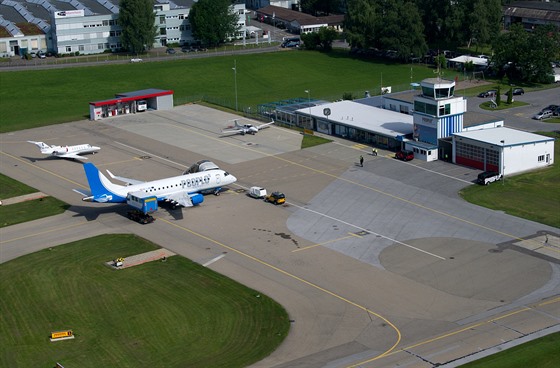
left=1, top=104, right=559, bottom=367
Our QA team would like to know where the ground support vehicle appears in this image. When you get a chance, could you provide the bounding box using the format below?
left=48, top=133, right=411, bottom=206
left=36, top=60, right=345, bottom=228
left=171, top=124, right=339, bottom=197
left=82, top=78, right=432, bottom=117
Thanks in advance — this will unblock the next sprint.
left=249, top=186, right=267, bottom=199
left=127, top=210, right=155, bottom=224
left=265, top=192, right=286, bottom=205
left=126, top=192, right=158, bottom=223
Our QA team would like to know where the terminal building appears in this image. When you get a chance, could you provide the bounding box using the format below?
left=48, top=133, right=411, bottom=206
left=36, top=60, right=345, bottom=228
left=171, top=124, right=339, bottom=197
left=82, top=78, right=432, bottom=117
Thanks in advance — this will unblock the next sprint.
left=262, top=77, right=553, bottom=175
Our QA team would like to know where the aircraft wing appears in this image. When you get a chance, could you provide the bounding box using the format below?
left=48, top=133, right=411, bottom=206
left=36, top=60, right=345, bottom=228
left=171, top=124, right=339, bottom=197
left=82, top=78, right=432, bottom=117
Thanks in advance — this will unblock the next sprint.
left=165, top=191, right=195, bottom=207
left=256, top=120, right=275, bottom=130
left=221, top=127, right=243, bottom=134
left=106, top=170, right=145, bottom=185
left=58, top=152, right=88, bottom=160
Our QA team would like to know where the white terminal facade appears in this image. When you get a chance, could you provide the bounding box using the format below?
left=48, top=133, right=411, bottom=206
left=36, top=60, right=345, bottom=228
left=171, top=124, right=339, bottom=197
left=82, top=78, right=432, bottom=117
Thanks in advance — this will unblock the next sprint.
left=290, top=77, right=554, bottom=175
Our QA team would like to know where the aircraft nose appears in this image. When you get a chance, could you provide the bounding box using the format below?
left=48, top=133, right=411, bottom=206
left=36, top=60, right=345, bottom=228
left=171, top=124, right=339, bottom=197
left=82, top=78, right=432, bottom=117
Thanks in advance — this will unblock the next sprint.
left=228, top=174, right=237, bottom=183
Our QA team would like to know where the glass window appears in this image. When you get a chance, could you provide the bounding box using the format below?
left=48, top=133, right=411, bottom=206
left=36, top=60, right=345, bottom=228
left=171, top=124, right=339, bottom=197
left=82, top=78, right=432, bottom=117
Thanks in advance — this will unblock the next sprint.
left=435, top=88, right=449, bottom=98
left=422, top=86, right=434, bottom=98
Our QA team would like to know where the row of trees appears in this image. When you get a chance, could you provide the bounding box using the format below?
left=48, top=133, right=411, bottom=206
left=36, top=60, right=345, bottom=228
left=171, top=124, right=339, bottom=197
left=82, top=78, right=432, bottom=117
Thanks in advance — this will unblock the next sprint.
left=118, top=0, right=558, bottom=83
left=343, top=0, right=502, bottom=60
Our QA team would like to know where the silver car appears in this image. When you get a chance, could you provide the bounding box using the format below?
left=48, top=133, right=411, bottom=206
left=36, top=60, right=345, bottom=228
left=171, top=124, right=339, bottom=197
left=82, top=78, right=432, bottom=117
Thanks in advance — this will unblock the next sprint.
left=533, top=110, right=553, bottom=120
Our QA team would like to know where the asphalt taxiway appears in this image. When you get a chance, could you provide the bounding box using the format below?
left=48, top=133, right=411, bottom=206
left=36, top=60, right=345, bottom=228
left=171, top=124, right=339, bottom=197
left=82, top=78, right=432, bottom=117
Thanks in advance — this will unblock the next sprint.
left=1, top=104, right=559, bottom=367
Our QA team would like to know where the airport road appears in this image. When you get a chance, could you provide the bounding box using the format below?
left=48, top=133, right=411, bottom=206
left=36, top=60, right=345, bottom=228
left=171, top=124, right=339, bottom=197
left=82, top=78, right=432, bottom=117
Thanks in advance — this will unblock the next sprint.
left=1, top=104, right=559, bottom=367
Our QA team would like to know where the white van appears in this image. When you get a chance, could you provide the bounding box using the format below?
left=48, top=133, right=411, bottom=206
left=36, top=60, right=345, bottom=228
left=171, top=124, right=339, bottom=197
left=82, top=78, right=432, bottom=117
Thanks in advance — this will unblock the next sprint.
left=249, top=186, right=267, bottom=199
left=137, top=100, right=147, bottom=112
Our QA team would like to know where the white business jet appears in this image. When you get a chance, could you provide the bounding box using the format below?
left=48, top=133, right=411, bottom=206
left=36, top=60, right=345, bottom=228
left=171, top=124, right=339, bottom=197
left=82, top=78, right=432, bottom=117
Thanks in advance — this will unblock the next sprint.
left=28, top=141, right=100, bottom=160
left=221, top=119, right=274, bottom=135
left=75, top=162, right=237, bottom=208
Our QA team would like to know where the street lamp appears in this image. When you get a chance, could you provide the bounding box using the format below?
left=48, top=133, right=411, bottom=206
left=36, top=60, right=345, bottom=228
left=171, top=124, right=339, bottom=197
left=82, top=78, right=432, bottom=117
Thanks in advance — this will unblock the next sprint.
left=500, top=140, right=505, bottom=185
left=304, top=90, right=312, bottom=127
left=232, top=60, right=238, bottom=111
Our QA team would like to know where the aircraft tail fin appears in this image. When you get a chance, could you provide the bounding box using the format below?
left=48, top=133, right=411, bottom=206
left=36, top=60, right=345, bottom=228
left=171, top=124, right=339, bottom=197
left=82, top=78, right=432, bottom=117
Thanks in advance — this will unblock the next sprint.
left=27, top=141, right=50, bottom=150
left=233, top=119, right=241, bottom=128
left=82, top=163, right=121, bottom=202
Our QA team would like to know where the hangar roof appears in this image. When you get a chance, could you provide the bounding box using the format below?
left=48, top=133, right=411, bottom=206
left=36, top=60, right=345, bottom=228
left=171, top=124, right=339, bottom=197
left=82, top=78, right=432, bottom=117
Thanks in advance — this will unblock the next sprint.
left=454, top=127, right=554, bottom=147
left=300, top=100, right=413, bottom=138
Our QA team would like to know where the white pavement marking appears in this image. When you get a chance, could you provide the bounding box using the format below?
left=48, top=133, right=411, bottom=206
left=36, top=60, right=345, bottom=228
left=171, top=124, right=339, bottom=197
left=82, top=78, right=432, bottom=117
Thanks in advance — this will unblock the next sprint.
left=289, top=203, right=446, bottom=260
left=202, top=253, right=226, bottom=267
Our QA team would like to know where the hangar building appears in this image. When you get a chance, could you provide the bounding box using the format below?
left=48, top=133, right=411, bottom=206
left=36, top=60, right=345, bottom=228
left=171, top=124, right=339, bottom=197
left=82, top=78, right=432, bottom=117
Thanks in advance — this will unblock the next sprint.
left=453, top=127, right=555, bottom=176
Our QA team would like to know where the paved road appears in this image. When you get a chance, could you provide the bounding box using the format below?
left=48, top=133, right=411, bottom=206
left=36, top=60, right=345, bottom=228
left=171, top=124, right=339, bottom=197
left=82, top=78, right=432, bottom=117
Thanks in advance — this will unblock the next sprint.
left=1, top=105, right=559, bottom=367
left=466, top=88, right=560, bottom=132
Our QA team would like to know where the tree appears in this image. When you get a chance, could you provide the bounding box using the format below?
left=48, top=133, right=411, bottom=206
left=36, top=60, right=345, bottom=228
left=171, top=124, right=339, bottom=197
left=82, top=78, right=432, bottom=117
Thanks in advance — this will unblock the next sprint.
left=344, top=0, right=379, bottom=49
left=495, top=85, right=501, bottom=106
left=493, top=24, right=559, bottom=83
left=119, top=0, right=157, bottom=53
left=301, top=32, right=320, bottom=50
left=301, top=0, right=344, bottom=15
left=317, top=27, right=338, bottom=51
left=189, top=0, right=240, bottom=47
left=506, top=88, right=513, bottom=104
left=375, top=0, right=427, bottom=61
left=467, top=0, right=502, bottom=50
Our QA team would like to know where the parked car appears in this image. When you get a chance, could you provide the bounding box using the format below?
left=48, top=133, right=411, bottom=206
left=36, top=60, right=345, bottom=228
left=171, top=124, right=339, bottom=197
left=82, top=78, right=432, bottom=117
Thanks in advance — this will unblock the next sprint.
left=533, top=110, right=553, bottom=120
left=477, top=171, right=502, bottom=185
left=37, top=51, right=46, bottom=59
left=130, top=58, right=143, bottom=63
left=165, top=48, right=176, bottom=54
left=505, top=88, right=524, bottom=95
left=477, top=90, right=498, bottom=98
left=395, top=150, right=414, bottom=161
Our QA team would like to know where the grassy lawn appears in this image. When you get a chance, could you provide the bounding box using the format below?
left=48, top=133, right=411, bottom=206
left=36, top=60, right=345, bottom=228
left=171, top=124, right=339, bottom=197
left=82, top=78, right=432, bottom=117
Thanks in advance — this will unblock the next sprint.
left=0, top=197, right=69, bottom=228
left=459, top=332, right=560, bottom=368
left=479, top=100, right=529, bottom=110
left=0, top=50, right=439, bottom=133
left=0, top=173, right=38, bottom=198
left=0, top=173, right=70, bottom=227
left=459, top=131, right=560, bottom=228
left=0, top=234, right=290, bottom=368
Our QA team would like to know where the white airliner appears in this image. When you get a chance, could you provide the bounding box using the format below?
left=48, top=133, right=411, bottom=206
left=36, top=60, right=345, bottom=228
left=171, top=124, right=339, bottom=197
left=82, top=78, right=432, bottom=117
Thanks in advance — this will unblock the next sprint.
left=76, top=162, right=237, bottom=208
left=28, top=141, right=100, bottom=160
left=221, top=119, right=274, bottom=135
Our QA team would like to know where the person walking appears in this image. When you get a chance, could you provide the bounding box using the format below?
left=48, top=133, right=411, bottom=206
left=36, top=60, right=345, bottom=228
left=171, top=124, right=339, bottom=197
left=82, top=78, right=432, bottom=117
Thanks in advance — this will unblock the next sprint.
left=372, top=148, right=377, bottom=156
left=360, top=155, right=364, bottom=167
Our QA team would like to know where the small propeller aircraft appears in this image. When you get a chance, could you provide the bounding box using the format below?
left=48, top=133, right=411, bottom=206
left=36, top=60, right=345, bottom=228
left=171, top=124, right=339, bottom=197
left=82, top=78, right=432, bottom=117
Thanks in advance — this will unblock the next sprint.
left=221, top=119, right=274, bottom=135
left=28, top=141, right=100, bottom=160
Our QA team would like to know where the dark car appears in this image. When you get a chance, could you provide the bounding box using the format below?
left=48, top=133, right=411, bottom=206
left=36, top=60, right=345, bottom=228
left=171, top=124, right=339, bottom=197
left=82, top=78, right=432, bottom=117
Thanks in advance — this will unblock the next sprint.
left=477, top=171, right=502, bottom=185
left=395, top=150, right=414, bottom=161
left=478, top=89, right=498, bottom=98
left=165, top=48, right=176, bottom=54
left=505, top=88, right=524, bottom=95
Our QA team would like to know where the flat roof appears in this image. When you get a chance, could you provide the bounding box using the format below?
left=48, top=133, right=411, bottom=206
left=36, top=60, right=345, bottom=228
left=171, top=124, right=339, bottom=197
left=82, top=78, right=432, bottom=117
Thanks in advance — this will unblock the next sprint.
left=299, top=100, right=413, bottom=137
left=454, top=127, right=554, bottom=146
left=90, top=89, right=173, bottom=107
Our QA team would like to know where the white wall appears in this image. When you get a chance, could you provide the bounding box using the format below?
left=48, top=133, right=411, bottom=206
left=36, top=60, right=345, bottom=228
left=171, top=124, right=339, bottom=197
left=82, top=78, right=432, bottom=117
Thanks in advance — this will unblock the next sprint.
left=504, top=141, right=555, bottom=176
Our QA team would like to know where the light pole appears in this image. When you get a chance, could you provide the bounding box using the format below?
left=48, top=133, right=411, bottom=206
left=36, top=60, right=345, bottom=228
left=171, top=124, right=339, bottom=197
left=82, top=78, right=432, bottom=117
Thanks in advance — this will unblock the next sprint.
left=500, top=140, right=505, bottom=185
left=305, top=90, right=312, bottom=128
left=232, top=60, right=238, bottom=111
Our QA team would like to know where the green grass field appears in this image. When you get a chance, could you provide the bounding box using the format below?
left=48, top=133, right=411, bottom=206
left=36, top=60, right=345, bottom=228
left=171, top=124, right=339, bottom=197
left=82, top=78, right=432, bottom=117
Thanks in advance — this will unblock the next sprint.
left=0, top=50, right=439, bottom=132
left=460, top=131, right=560, bottom=228
left=459, top=332, right=560, bottom=368
left=0, top=173, right=69, bottom=227
left=0, top=234, right=290, bottom=368
left=0, top=173, right=38, bottom=198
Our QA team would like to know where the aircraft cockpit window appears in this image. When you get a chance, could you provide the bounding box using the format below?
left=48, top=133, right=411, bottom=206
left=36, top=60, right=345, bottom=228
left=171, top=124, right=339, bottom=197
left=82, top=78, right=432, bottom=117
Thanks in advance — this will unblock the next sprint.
left=224, top=172, right=230, bottom=176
